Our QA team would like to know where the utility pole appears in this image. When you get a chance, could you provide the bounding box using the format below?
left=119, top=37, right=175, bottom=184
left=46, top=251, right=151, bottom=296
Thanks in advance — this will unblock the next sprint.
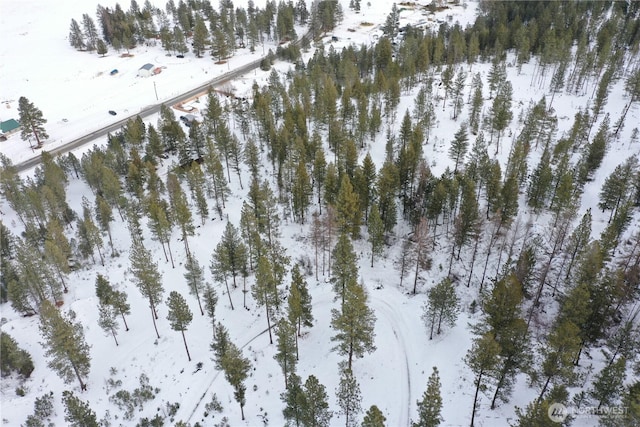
left=153, top=81, right=159, bottom=101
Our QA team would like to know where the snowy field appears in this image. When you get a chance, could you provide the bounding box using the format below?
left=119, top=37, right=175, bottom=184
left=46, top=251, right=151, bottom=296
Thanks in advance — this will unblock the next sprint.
left=1, top=0, right=639, bottom=426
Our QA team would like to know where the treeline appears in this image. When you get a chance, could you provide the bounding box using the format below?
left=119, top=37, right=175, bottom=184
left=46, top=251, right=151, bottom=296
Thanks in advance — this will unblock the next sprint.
left=68, top=0, right=343, bottom=59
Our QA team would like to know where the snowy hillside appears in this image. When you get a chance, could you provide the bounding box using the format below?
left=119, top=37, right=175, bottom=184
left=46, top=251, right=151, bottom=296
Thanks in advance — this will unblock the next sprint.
left=1, top=1, right=640, bottom=427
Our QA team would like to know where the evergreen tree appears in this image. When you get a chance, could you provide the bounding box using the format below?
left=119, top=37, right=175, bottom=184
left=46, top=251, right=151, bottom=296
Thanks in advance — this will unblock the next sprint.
left=331, top=232, right=359, bottom=305
left=96, top=39, right=108, bottom=56
left=212, top=322, right=251, bottom=420
left=97, top=301, right=120, bottom=346
left=282, top=373, right=306, bottom=427
left=331, top=279, right=376, bottom=370
left=184, top=254, right=206, bottom=315
left=166, top=291, right=194, bottom=361
left=287, top=264, right=313, bottom=359
left=513, top=386, right=570, bottom=427
left=0, top=331, right=34, bottom=378
left=253, top=255, right=280, bottom=344
left=39, top=301, right=91, bottom=391
left=469, top=73, right=484, bottom=135
left=413, top=366, right=442, bottom=427
left=336, top=174, right=361, bottom=239
left=166, top=173, right=195, bottom=257
left=301, top=375, right=333, bottom=427
left=81, top=13, right=99, bottom=51
left=362, top=405, right=386, bottom=427
left=367, top=203, right=385, bottom=267
left=590, top=357, right=626, bottom=409
left=449, top=123, right=469, bottom=173
left=292, top=159, right=312, bottom=224
left=203, top=283, right=219, bottom=339
left=211, top=221, right=248, bottom=310
left=62, top=391, right=99, bottom=427
left=192, top=16, right=209, bottom=57
left=69, top=19, right=86, bottom=50
left=422, top=278, right=459, bottom=340
left=129, top=241, right=164, bottom=339
left=95, top=274, right=130, bottom=331
left=466, top=332, right=500, bottom=427
left=536, top=320, right=582, bottom=400
left=336, top=368, right=362, bottom=427
left=18, top=97, right=49, bottom=148
left=274, top=318, right=298, bottom=388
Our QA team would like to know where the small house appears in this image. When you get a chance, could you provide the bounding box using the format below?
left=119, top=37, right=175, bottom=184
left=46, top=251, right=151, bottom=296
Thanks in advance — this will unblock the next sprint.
left=138, top=63, right=154, bottom=77
left=0, top=119, right=20, bottom=140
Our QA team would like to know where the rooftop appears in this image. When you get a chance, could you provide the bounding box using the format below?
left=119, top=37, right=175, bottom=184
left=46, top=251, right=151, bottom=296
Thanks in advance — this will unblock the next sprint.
left=0, top=119, right=20, bottom=133
left=139, top=63, right=154, bottom=70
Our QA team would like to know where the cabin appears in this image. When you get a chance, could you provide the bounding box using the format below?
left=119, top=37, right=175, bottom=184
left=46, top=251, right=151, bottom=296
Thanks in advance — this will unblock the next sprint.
left=138, top=63, right=154, bottom=77
left=0, top=119, right=20, bottom=140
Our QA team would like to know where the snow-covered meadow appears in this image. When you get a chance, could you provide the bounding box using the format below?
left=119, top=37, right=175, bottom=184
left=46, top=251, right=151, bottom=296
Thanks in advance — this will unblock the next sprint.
left=1, top=0, right=639, bottom=426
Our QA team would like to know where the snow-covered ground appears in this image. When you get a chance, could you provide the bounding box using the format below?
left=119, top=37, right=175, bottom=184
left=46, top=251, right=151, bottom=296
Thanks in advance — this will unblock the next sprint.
left=2, top=0, right=639, bottom=426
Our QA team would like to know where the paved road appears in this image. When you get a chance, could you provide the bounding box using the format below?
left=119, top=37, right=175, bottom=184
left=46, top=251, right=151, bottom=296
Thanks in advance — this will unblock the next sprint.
left=14, top=57, right=264, bottom=173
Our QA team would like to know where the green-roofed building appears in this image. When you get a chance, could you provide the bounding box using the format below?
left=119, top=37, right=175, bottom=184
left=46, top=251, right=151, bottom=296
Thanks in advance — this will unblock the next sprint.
left=0, top=119, right=21, bottom=139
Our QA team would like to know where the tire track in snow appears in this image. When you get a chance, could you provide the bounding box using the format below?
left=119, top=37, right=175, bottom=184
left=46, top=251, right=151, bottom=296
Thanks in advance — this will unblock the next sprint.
left=372, top=296, right=412, bottom=426
left=184, top=326, right=270, bottom=423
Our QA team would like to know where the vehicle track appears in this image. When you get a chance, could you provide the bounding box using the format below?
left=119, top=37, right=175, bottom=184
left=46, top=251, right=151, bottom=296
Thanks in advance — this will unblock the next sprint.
left=371, top=296, right=412, bottom=426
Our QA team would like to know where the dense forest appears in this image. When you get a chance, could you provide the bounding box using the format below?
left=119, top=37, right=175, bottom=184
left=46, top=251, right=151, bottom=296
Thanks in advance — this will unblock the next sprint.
left=2, top=0, right=640, bottom=426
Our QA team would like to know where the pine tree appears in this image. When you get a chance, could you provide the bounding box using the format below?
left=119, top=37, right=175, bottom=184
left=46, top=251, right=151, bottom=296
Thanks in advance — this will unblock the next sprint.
left=129, top=241, right=164, bottom=339
left=590, top=357, right=626, bottom=409
left=44, top=219, right=71, bottom=292
left=481, top=273, right=530, bottom=409
left=97, top=301, right=120, bottom=346
left=287, top=265, right=313, bottom=359
left=39, top=301, right=91, bottom=391
left=469, top=73, right=484, bottom=135
left=413, top=366, right=442, bottom=427
left=274, top=318, right=298, bottom=388
left=300, top=375, right=333, bottom=427
left=95, top=274, right=130, bottom=331
left=166, top=173, right=195, bottom=257
left=422, top=278, right=459, bottom=340
left=96, top=39, right=108, bottom=56
left=62, top=391, right=99, bottom=426
left=18, top=97, right=49, bottom=148
left=211, top=222, right=248, bottom=310
left=292, top=160, right=312, bottom=226
left=166, top=291, right=194, bottom=361
left=331, top=279, right=376, bottom=370
left=331, top=232, right=359, bottom=305
left=367, top=203, right=385, bottom=267
left=185, top=164, right=209, bottom=225
left=362, top=405, right=386, bottom=427
left=81, top=13, right=99, bottom=51
left=281, top=373, right=306, bottom=427
left=212, top=322, right=252, bottom=420
left=147, top=196, right=175, bottom=268
left=192, top=15, right=209, bottom=57
left=537, top=320, right=582, bottom=400
left=336, top=368, right=362, bottom=427
left=184, top=255, right=206, bottom=315
left=449, top=123, right=469, bottom=173
left=69, top=19, right=86, bottom=50
left=336, top=174, right=361, bottom=239
left=466, top=332, right=500, bottom=427
left=203, top=283, right=218, bottom=339
left=513, top=386, right=569, bottom=427
left=253, top=255, right=281, bottom=344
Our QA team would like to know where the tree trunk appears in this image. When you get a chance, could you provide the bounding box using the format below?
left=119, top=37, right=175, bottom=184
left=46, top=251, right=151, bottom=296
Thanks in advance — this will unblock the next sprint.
left=150, top=302, right=160, bottom=339
left=490, top=369, right=507, bottom=410
left=167, top=240, right=175, bottom=269
left=223, top=276, right=234, bottom=310
left=467, top=234, right=480, bottom=287
left=240, top=402, right=245, bottom=421
left=120, top=311, right=130, bottom=331
left=70, top=359, right=87, bottom=391
left=265, top=301, right=273, bottom=344
left=470, top=371, right=483, bottom=427
left=538, top=375, right=552, bottom=402
left=111, top=328, right=119, bottom=346
left=181, top=330, right=191, bottom=361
